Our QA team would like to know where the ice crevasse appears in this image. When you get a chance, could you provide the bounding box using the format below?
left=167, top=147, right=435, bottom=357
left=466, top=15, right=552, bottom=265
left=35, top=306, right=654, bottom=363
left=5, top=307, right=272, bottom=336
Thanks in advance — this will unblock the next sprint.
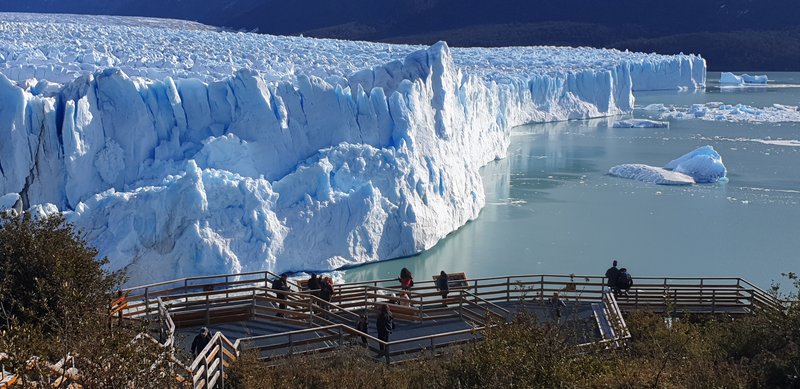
left=0, top=16, right=706, bottom=285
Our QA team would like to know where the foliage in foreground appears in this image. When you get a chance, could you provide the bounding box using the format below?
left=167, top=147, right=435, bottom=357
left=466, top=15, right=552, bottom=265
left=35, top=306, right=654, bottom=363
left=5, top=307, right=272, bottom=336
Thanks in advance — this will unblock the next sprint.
left=230, top=280, right=800, bottom=389
left=0, top=213, right=181, bottom=387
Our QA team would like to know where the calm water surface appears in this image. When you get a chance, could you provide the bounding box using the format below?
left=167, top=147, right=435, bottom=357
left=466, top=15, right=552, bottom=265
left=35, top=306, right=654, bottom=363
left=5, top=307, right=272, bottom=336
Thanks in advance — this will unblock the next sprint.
left=344, top=72, right=800, bottom=290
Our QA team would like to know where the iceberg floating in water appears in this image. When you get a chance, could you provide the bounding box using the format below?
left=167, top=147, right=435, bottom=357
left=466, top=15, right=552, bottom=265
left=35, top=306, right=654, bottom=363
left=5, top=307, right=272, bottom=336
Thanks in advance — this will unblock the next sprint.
left=664, top=145, right=727, bottom=184
left=608, top=164, right=694, bottom=185
left=612, top=119, right=669, bottom=128
left=0, top=13, right=707, bottom=285
left=719, top=72, right=768, bottom=85
left=609, top=145, right=727, bottom=185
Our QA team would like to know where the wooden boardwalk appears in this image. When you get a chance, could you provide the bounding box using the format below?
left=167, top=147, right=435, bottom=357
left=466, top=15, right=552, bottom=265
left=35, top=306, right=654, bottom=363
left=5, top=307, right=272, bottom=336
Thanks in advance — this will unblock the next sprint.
left=106, top=272, right=781, bottom=388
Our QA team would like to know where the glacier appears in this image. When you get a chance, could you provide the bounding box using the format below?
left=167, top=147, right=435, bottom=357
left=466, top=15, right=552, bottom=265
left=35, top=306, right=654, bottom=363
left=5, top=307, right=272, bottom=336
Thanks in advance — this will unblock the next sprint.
left=0, top=13, right=706, bottom=285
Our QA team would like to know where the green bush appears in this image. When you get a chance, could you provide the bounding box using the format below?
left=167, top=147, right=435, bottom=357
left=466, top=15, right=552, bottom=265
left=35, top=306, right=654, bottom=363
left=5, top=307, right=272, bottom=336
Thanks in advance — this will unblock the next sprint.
left=0, top=213, right=181, bottom=387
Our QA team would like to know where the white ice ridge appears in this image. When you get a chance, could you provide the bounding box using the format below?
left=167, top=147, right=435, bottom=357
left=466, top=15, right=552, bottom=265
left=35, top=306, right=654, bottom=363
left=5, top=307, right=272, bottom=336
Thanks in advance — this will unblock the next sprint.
left=609, top=145, right=727, bottom=185
left=653, top=102, right=800, bottom=123
left=0, top=13, right=706, bottom=285
left=612, top=119, right=669, bottom=128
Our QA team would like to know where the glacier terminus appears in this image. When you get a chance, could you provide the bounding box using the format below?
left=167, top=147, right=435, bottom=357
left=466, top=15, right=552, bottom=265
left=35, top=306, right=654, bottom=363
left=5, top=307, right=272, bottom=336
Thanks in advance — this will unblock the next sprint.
left=0, top=13, right=706, bottom=285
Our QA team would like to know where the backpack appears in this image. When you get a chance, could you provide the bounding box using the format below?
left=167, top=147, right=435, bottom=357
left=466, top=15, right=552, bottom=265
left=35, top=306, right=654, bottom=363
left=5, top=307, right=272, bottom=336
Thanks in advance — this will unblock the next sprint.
left=619, top=273, right=633, bottom=288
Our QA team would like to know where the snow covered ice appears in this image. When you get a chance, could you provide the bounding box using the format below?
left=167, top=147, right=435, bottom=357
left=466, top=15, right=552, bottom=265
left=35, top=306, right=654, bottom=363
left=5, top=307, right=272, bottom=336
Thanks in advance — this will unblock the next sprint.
left=0, top=13, right=706, bottom=285
left=609, top=145, right=727, bottom=185
left=659, top=102, right=800, bottom=123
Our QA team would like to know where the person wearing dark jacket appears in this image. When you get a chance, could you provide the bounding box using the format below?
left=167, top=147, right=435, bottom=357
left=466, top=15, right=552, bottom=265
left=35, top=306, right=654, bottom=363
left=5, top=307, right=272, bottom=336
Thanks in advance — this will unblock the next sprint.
left=436, top=271, right=450, bottom=305
left=605, top=260, right=620, bottom=293
left=307, top=273, right=321, bottom=298
left=272, top=273, right=290, bottom=316
left=319, top=276, right=334, bottom=302
left=191, top=327, right=212, bottom=357
left=355, top=314, right=369, bottom=344
left=376, top=304, right=396, bottom=356
left=617, top=268, right=633, bottom=295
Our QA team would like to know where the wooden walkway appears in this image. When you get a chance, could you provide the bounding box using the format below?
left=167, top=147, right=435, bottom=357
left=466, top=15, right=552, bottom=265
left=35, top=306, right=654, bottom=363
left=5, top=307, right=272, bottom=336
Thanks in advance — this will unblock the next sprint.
left=102, top=273, right=780, bottom=388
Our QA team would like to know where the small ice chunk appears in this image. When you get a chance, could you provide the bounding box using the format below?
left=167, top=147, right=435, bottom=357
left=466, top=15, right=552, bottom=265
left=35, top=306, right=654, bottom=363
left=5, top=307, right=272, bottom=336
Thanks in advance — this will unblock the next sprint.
left=642, top=103, right=668, bottom=111
left=612, top=119, right=669, bottom=128
left=608, top=164, right=695, bottom=185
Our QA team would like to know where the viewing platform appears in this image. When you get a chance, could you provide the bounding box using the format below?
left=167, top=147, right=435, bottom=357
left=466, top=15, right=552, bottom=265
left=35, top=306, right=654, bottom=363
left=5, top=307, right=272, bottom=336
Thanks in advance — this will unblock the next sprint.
left=108, top=272, right=781, bottom=389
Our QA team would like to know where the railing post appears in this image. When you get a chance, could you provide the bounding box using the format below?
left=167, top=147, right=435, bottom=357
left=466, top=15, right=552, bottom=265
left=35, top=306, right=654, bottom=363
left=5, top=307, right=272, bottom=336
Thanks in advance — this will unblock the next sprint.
left=338, top=327, right=343, bottom=347
left=219, top=335, right=225, bottom=389
left=506, top=277, right=510, bottom=302
left=384, top=343, right=390, bottom=364
left=184, top=279, right=188, bottom=295
left=309, top=300, right=314, bottom=325
left=144, top=287, right=149, bottom=316
left=429, top=338, right=435, bottom=358
left=203, top=352, right=209, bottom=388
left=700, top=278, right=704, bottom=303
left=205, top=293, right=210, bottom=325
left=225, top=275, right=230, bottom=300
left=540, top=275, right=544, bottom=301
left=711, top=289, right=716, bottom=314
left=251, top=289, right=256, bottom=320
left=265, top=271, right=269, bottom=288
left=458, top=290, right=463, bottom=320
left=289, top=333, right=294, bottom=355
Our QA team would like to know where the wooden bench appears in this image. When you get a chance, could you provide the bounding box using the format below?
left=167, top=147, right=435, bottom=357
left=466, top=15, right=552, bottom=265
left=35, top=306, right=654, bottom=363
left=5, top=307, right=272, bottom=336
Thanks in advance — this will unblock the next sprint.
left=432, top=272, right=469, bottom=289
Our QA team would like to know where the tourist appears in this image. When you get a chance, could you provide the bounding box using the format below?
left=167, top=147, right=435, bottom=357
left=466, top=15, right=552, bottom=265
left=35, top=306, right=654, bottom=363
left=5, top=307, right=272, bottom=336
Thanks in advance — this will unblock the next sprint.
left=549, top=292, right=566, bottom=324
left=320, top=276, right=334, bottom=302
left=272, top=273, right=291, bottom=316
left=617, top=268, right=633, bottom=295
left=376, top=304, right=395, bottom=356
left=307, top=273, right=321, bottom=298
left=399, top=267, right=414, bottom=303
left=191, top=327, right=212, bottom=358
left=605, top=260, right=620, bottom=293
left=355, top=314, right=369, bottom=344
left=436, top=270, right=450, bottom=304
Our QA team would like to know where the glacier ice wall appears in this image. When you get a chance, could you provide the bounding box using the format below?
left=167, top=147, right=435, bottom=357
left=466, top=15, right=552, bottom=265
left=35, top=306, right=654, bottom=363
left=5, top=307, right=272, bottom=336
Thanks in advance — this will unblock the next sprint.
left=0, top=15, right=706, bottom=285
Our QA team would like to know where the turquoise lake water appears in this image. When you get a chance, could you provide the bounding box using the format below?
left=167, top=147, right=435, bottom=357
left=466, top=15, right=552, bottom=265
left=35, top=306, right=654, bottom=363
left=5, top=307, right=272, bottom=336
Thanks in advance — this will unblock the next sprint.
left=343, top=72, right=800, bottom=290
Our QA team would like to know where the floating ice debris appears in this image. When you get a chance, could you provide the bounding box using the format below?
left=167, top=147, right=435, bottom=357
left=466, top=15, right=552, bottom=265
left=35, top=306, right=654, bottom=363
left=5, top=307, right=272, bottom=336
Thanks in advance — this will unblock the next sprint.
left=612, top=119, right=669, bottom=128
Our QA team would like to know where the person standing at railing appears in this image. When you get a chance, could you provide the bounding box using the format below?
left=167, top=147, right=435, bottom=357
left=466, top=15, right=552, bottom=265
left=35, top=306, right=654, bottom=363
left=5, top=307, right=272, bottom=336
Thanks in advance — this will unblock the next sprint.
left=399, top=267, right=414, bottom=303
left=272, top=273, right=291, bottom=317
left=308, top=273, right=321, bottom=299
left=617, top=268, right=633, bottom=296
left=376, top=304, right=395, bottom=356
left=605, top=260, right=620, bottom=295
left=355, top=314, right=369, bottom=344
left=320, top=276, right=334, bottom=302
left=191, top=327, right=212, bottom=358
left=436, top=271, right=450, bottom=306
left=549, top=292, right=566, bottom=324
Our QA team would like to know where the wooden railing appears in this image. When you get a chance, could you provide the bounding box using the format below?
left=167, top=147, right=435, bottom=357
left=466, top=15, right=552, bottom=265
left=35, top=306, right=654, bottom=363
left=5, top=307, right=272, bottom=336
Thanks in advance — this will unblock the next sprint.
left=115, top=272, right=783, bottom=389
